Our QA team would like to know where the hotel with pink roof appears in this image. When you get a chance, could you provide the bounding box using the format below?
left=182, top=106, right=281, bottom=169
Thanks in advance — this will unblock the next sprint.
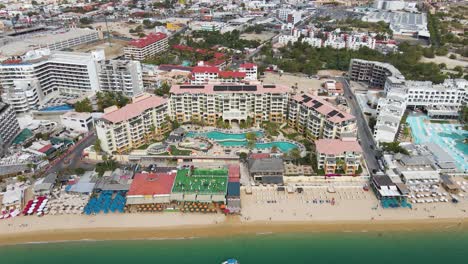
left=315, top=138, right=363, bottom=175
left=287, top=93, right=357, bottom=140
left=169, top=83, right=290, bottom=126
left=95, top=94, right=170, bottom=153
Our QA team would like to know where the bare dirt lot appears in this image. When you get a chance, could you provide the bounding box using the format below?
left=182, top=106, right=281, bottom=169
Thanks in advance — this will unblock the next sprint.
left=72, top=39, right=128, bottom=59
left=240, top=32, right=276, bottom=42
left=261, top=72, right=334, bottom=94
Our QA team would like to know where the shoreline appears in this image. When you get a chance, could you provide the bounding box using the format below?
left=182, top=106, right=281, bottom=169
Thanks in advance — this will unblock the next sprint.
left=1, top=217, right=467, bottom=246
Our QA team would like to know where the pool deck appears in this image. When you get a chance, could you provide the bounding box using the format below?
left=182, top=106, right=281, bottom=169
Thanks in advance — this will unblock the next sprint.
left=406, top=114, right=467, bottom=172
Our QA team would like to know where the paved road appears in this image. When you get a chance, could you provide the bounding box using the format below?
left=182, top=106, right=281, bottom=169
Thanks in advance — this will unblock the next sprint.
left=338, top=77, right=380, bottom=174
left=47, top=132, right=97, bottom=174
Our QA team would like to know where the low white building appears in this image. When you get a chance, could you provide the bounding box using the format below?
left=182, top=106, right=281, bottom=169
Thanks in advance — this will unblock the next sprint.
left=60, top=111, right=93, bottom=133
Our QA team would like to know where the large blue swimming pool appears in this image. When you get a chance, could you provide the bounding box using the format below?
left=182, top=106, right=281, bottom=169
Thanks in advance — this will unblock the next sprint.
left=406, top=115, right=467, bottom=172
left=186, top=130, right=300, bottom=153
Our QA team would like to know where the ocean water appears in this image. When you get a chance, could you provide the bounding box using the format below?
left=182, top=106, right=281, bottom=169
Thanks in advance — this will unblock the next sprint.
left=1, top=231, right=468, bottom=264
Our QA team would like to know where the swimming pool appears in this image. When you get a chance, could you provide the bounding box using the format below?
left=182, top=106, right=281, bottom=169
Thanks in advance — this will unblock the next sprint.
left=186, top=130, right=300, bottom=153
left=39, top=104, right=74, bottom=111
left=186, top=131, right=264, bottom=141
left=219, top=140, right=299, bottom=153
left=406, top=115, right=467, bottom=171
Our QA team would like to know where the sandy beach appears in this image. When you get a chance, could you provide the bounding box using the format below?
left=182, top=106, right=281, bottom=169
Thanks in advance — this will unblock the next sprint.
left=0, top=214, right=467, bottom=246
left=2, top=184, right=468, bottom=246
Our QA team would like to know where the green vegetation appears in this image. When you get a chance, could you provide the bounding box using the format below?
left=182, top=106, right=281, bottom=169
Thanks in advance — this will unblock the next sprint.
left=155, top=81, right=171, bottom=96
left=239, top=116, right=254, bottom=129
left=93, top=139, right=102, bottom=153
left=74, top=98, right=93, bottom=112
left=95, top=157, right=119, bottom=176
left=216, top=118, right=231, bottom=129
left=245, top=132, right=257, bottom=149
left=380, top=142, right=409, bottom=155
left=261, top=121, right=280, bottom=137
left=244, top=24, right=265, bottom=34
left=142, top=19, right=164, bottom=29
left=260, top=41, right=449, bottom=83
left=427, top=12, right=467, bottom=57
left=289, top=148, right=302, bottom=164
left=368, top=117, right=377, bottom=132
left=74, top=168, right=86, bottom=175
left=189, top=30, right=260, bottom=50
left=129, top=25, right=144, bottom=34
left=96, top=91, right=130, bottom=112
left=460, top=106, right=468, bottom=130
left=168, top=145, right=192, bottom=156
left=79, top=17, right=93, bottom=25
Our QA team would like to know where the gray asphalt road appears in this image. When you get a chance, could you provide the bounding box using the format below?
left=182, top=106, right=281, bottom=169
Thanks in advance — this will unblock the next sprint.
left=47, top=132, right=97, bottom=174
left=338, top=77, right=380, bottom=174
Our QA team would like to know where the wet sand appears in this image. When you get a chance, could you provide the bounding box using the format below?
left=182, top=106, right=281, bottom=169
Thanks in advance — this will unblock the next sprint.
left=0, top=216, right=467, bottom=246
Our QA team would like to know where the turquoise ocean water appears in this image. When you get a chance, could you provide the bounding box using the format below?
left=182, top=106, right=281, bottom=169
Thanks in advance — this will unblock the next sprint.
left=1, top=231, right=467, bottom=264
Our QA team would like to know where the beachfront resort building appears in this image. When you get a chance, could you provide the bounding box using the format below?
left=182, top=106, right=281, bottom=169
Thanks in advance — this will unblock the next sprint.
left=190, top=66, right=247, bottom=85
left=287, top=93, right=357, bottom=140
left=0, top=101, right=21, bottom=153
left=315, top=138, right=363, bottom=175
left=169, top=84, right=290, bottom=126
left=98, top=60, right=144, bottom=97
left=373, top=88, right=407, bottom=144
left=123, top=33, right=169, bottom=61
left=95, top=94, right=170, bottom=154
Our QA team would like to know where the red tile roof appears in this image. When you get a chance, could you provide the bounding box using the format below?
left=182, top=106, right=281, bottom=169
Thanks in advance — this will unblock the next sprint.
left=128, top=172, right=176, bottom=196
left=315, top=139, right=362, bottom=155
left=128, top=33, right=167, bottom=48
left=192, top=66, right=220, bottom=74
left=219, top=71, right=246, bottom=78
left=102, top=95, right=168, bottom=123
left=240, top=63, right=257, bottom=69
left=38, top=144, right=53, bottom=153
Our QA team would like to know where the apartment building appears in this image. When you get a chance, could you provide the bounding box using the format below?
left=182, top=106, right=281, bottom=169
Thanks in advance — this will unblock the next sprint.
left=95, top=94, right=170, bottom=153
left=288, top=93, right=356, bottom=140
left=169, top=84, right=290, bottom=126
left=349, top=59, right=404, bottom=88
left=0, top=101, right=20, bottom=153
left=98, top=60, right=144, bottom=97
left=315, top=138, right=363, bottom=175
left=124, top=33, right=169, bottom=61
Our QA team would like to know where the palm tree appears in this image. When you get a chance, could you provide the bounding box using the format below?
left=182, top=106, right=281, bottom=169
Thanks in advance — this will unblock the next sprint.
left=289, top=148, right=301, bottom=164
left=271, top=145, right=279, bottom=153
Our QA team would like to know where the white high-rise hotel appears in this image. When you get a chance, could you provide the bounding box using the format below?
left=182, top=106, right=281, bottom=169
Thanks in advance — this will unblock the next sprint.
left=0, top=49, right=144, bottom=113
left=349, top=59, right=468, bottom=144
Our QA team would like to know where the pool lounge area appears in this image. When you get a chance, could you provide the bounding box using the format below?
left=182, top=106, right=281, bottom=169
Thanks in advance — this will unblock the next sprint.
left=186, top=129, right=304, bottom=154
left=406, top=115, right=467, bottom=172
